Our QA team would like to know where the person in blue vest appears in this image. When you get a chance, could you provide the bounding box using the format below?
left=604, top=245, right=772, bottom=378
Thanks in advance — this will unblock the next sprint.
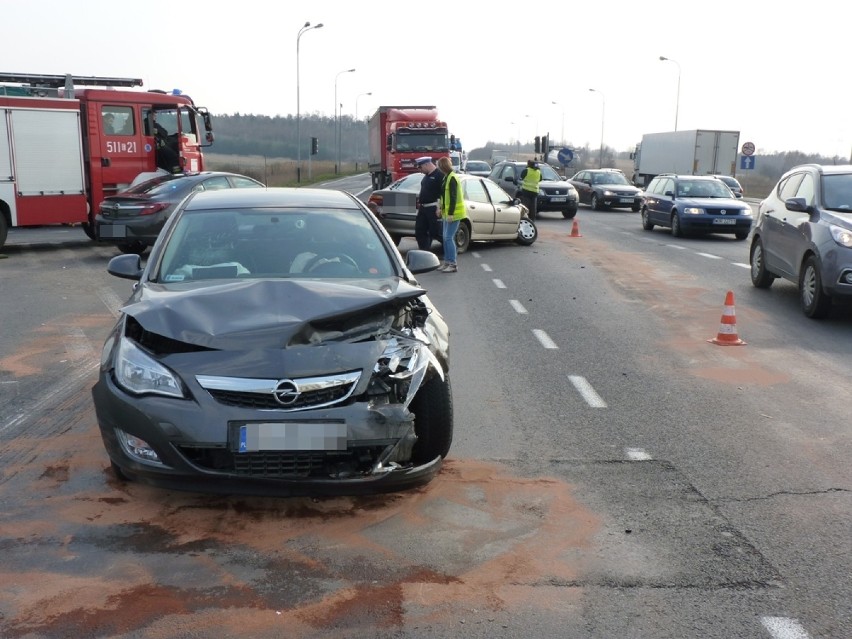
left=435, top=156, right=467, bottom=273
left=518, top=159, right=542, bottom=220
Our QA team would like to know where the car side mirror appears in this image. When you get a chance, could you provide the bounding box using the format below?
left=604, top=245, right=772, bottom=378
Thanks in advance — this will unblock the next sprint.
left=665, top=190, right=675, bottom=197
left=785, top=197, right=809, bottom=213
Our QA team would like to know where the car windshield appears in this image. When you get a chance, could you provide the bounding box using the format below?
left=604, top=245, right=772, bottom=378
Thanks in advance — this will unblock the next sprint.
left=537, top=165, right=561, bottom=180
left=593, top=172, right=630, bottom=185
left=822, top=173, right=852, bottom=210
left=389, top=173, right=424, bottom=192
left=467, top=162, right=489, bottom=171
left=676, top=180, right=732, bottom=198
left=155, top=208, right=396, bottom=282
left=716, top=176, right=740, bottom=189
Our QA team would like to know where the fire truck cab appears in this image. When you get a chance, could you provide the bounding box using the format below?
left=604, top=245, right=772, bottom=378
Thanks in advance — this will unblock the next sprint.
left=0, top=72, right=214, bottom=248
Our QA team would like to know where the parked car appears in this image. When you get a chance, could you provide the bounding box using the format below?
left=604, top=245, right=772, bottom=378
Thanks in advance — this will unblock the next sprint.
left=750, top=163, right=852, bottom=318
left=92, top=187, right=452, bottom=496
left=713, top=175, right=745, bottom=198
left=95, top=171, right=265, bottom=255
left=568, top=168, right=643, bottom=211
left=367, top=172, right=537, bottom=252
left=487, top=161, right=579, bottom=219
left=640, top=174, right=753, bottom=239
left=464, top=160, right=492, bottom=178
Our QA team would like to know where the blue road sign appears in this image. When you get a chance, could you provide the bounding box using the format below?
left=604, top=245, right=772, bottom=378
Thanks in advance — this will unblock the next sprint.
left=740, top=155, right=756, bottom=171
left=557, top=148, right=574, bottom=165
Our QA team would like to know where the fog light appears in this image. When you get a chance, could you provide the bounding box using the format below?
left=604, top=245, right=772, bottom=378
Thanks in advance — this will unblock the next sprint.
left=842, top=270, right=852, bottom=285
left=116, top=428, right=162, bottom=463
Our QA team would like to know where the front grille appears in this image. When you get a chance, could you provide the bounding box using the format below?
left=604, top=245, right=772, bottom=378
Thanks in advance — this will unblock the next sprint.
left=179, top=446, right=386, bottom=478
left=207, top=384, right=354, bottom=409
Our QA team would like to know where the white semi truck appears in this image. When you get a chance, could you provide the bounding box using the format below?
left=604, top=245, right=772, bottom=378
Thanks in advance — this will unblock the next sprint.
left=630, top=130, right=740, bottom=187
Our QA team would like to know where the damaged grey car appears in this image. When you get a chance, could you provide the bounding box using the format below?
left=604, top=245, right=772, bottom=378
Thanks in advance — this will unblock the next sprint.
left=92, top=187, right=452, bottom=497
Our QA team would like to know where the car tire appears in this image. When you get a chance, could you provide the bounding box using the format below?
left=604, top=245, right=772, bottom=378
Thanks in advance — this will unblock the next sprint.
left=410, top=373, right=454, bottom=464
left=734, top=231, right=749, bottom=241
left=516, top=217, right=537, bottom=245
left=591, top=194, right=604, bottom=211
left=454, top=221, right=471, bottom=254
left=110, top=461, right=130, bottom=482
left=671, top=212, right=683, bottom=237
left=749, top=236, right=775, bottom=289
left=800, top=254, right=832, bottom=319
left=561, top=206, right=577, bottom=219
left=641, top=207, right=654, bottom=231
left=631, top=203, right=641, bottom=213
left=117, top=241, right=148, bottom=256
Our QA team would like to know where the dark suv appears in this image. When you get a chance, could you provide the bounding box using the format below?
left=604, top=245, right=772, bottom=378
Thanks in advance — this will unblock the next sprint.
left=640, top=174, right=753, bottom=239
left=750, top=163, right=852, bottom=318
left=488, top=161, right=579, bottom=219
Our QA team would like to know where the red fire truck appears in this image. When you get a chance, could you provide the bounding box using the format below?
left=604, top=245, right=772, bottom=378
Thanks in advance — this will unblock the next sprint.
left=0, top=72, right=214, bottom=249
left=367, top=106, right=450, bottom=190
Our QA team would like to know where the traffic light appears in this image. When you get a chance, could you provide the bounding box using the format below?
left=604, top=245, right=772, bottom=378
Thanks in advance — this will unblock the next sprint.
left=541, top=135, right=548, bottom=154
left=534, top=136, right=541, bottom=153
left=311, top=137, right=318, bottom=155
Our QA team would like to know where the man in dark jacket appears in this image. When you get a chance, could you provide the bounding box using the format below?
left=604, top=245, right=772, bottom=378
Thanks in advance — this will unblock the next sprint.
left=414, top=156, right=444, bottom=250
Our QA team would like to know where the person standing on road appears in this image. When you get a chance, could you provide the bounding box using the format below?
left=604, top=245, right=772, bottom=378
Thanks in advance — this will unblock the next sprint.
left=414, top=156, right=444, bottom=251
left=518, top=159, right=542, bottom=220
left=435, top=156, right=467, bottom=273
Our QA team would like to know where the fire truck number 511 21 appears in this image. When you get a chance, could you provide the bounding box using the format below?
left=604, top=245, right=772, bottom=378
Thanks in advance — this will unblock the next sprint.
left=106, top=140, right=138, bottom=154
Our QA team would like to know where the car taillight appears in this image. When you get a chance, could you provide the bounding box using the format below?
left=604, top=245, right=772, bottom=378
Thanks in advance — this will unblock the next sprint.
left=139, top=203, right=169, bottom=216
left=368, top=195, right=383, bottom=213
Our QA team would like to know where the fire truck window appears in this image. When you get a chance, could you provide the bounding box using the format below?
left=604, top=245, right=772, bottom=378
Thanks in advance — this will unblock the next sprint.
left=102, top=106, right=134, bottom=136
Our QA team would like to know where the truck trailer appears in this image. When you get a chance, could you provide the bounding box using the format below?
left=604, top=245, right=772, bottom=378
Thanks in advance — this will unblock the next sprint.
left=0, top=72, right=214, bottom=249
left=368, top=106, right=449, bottom=190
left=631, top=129, right=740, bottom=188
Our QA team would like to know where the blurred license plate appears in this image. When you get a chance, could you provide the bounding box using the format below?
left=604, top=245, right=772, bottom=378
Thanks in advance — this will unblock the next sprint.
left=713, top=218, right=736, bottom=225
left=619, top=197, right=633, bottom=203
left=551, top=197, right=567, bottom=203
left=100, top=224, right=126, bottom=238
left=238, top=422, right=346, bottom=452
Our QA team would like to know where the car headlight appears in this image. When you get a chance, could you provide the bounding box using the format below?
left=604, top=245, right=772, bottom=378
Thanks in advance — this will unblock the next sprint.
left=740, top=208, right=753, bottom=216
left=113, top=336, right=186, bottom=398
left=830, top=224, right=852, bottom=248
left=602, top=189, right=616, bottom=196
left=683, top=207, right=705, bottom=215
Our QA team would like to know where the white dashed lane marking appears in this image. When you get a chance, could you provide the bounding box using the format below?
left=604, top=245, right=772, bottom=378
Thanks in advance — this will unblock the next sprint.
left=568, top=375, right=607, bottom=407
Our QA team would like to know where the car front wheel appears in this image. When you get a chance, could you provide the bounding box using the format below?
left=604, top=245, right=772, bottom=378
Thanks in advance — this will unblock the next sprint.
left=409, top=373, right=454, bottom=464
left=591, top=194, right=603, bottom=211
left=671, top=212, right=683, bottom=237
left=641, top=207, right=654, bottom=231
left=561, top=205, right=577, bottom=219
left=749, top=236, right=775, bottom=288
left=800, top=254, right=832, bottom=319
left=516, top=217, right=537, bottom=245
left=117, top=241, right=148, bottom=256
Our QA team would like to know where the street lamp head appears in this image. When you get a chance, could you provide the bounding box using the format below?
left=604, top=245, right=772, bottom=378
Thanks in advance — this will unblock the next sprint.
left=315, top=23, right=324, bottom=28
left=303, top=21, right=310, bottom=27
left=659, top=55, right=668, bottom=61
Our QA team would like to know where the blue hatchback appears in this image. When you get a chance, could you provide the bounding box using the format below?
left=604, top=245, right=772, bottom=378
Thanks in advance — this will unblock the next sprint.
left=640, top=174, right=752, bottom=240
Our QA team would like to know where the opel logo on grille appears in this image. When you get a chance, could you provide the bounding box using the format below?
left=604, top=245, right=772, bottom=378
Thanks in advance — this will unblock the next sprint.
left=721, top=209, right=727, bottom=214
left=273, top=379, right=300, bottom=405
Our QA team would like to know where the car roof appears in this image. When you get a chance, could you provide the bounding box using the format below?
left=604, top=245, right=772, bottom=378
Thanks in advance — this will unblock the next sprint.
left=183, top=187, right=362, bottom=211
left=787, top=163, right=852, bottom=176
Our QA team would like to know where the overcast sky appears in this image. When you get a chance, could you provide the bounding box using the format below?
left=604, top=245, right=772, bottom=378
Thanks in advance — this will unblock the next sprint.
left=4, top=0, right=849, bottom=159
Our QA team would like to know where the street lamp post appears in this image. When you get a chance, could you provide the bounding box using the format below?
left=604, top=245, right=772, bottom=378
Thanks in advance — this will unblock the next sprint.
left=659, top=56, right=681, bottom=131
left=296, top=21, right=323, bottom=183
left=510, top=121, right=520, bottom=158
left=552, top=100, right=565, bottom=147
left=334, top=68, right=355, bottom=174
left=355, top=91, right=372, bottom=171
left=589, top=88, right=605, bottom=168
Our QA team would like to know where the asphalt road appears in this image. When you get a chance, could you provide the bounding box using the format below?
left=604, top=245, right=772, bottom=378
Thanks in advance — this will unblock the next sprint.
left=0, top=182, right=849, bottom=639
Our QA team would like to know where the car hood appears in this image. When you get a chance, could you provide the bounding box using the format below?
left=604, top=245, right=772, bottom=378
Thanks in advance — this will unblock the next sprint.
left=594, top=184, right=640, bottom=194
left=680, top=197, right=747, bottom=208
left=123, top=278, right=428, bottom=350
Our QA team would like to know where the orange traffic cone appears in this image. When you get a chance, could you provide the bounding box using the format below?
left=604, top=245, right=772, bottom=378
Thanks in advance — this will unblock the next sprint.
left=569, top=218, right=582, bottom=237
left=708, top=290, right=746, bottom=346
